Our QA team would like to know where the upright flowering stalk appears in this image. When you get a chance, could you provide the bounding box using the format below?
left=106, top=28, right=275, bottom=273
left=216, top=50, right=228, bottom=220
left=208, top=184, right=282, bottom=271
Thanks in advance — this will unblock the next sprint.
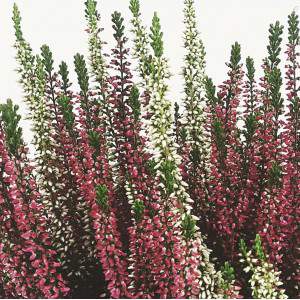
left=12, top=4, right=50, bottom=161
left=181, top=0, right=210, bottom=219
left=84, top=0, right=107, bottom=85
left=239, top=57, right=260, bottom=240
left=106, top=13, right=183, bottom=298
left=0, top=103, right=69, bottom=298
left=105, top=12, right=137, bottom=251
left=278, top=11, right=300, bottom=296
left=206, top=43, right=245, bottom=260
left=255, top=21, right=286, bottom=265
left=84, top=0, right=122, bottom=190
left=239, top=235, right=287, bottom=299
left=68, top=52, right=130, bottom=298
left=41, top=47, right=101, bottom=296
left=12, top=5, right=79, bottom=284
left=133, top=10, right=224, bottom=298
left=129, top=0, right=151, bottom=86
left=129, top=0, right=153, bottom=123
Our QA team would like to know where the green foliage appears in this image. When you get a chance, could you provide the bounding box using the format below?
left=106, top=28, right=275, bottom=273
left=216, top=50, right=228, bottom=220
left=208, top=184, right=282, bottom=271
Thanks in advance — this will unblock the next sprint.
left=0, top=99, right=23, bottom=157
left=220, top=262, right=236, bottom=296
left=239, top=238, right=248, bottom=257
left=174, top=102, right=180, bottom=121
left=58, top=61, right=71, bottom=94
left=221, top=262, right=235, bottom=283
left=254, top=234, right=266, bottom=261
left=85, top=0, right=98, bottom=21
left=12, top=4, right=23, bottom=41
left=88, top=130, right=101, bottom=151
left=246, top=56, right=255, bottom=83
left=264, top=21, right=284, bottom=136
left=229, top=42, right=241, bottom=69
left=150, top=12, right=163, bottom=58
left=132, top=200, right=145, bottom=223
left=112, top=11, right=125, bottom=41
left=243, top=57, right=257, bottom=143
left=205, top=77, right=218, bottom=107
left=244, top=114, right=257, bottom=142
left=182, top=213, right=196, bottom=239
left=267, top=21, right=284, bottom=67
left=213, top=119, right=225, bottom=154
left=269, top=68, right=283, bottom=114
left=128, top=85, right=141, bottom=122
left=268, top=161, right=282, bottom=188
left=179, top=126, right=188, bottom=143
left=74, top=53, right=89, bottom=96
left=57, top=95, right=75, bottom=130
left=41, top=45, right=54, bottom=74
left=129, top=0, right=140, bottom=17
left=146, top=159, right=157, bottom=177
left=95, top=184, right=109, bottom=212
left=288, top=11, right=299, bottom=45
left=160, top=160, right=176, bottom=196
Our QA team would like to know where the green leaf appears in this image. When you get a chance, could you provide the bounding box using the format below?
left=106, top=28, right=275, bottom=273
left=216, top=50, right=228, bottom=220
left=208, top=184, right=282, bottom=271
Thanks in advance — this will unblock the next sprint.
left=150, top=12, right=164, bottom=58
left=128, top=85, right=141, bottom=122
left=0, top=99, right=24, bottom=157
left=74, top=53, right=89, bottom=96
left=182, top=213, right=196, bottom=239
left=41, top=44, right=54, bottom=74
left=112, top=11, right=125, bottom=41
left=58, top=61, right=71, bottom=94
left=95, top=184, right=109, bottom=211
left=132, top=200, right=145, bottom=223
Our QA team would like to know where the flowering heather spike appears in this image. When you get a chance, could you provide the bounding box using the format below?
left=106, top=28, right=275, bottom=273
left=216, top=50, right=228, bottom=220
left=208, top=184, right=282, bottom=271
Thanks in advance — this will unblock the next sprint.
left=84, top=0, right=107, bottom=85
left=144, top=12, right=224, bottom=298
left=58, top=19, right=131, bottom=296
left=238, top=56, right=260, bottom=242
left=0, top=117, right=69, bottom=298
left=207, top=43, right=245, bottom=259
left=65, top=112, right=130, bottom=298
left=147, top=11, right=189, bottom=209
left=255, top=21, right=286, bottom=267
left=181, top=0, right=210, bottom=220
left=41, top=46, right=103, bottom=295
left=106, top=10, right=134, bottom=251
left=129, top=0, right=151, bottom=83
left=84, top=0, right=113, bottom=150
left=12, top=7, right=78, bottom=282
left=239, top=236, right=287, bottom=299
left=108, top=17, right=178, bottom=297
left=12, top=4, right=51, bottom=164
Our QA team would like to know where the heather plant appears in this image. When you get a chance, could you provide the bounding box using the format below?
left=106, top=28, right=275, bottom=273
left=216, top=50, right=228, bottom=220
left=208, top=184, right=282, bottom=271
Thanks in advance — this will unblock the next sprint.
left=181, top=0, right=210, bottom=222
left=0, top=1, right=299, bottom=299
left=205, top=42, right=245, bottom=260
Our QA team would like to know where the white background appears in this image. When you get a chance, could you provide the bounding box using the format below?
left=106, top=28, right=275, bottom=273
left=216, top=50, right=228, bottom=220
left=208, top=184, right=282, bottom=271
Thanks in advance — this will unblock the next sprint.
left=0, top=0, right=299, bottom=144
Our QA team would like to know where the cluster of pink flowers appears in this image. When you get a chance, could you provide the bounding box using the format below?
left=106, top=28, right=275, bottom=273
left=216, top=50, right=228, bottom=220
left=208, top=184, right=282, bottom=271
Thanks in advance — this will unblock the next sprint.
left=0, top=125, right=69, bottom=298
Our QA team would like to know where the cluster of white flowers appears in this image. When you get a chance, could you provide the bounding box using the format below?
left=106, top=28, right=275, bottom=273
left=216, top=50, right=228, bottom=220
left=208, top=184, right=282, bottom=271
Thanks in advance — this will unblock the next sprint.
left=239, top=237, right=287, bottom=299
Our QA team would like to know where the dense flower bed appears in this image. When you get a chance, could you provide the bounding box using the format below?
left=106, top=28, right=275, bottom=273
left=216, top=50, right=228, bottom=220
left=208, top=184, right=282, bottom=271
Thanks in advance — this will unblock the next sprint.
left=0, top=0, right=298, bottom=298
